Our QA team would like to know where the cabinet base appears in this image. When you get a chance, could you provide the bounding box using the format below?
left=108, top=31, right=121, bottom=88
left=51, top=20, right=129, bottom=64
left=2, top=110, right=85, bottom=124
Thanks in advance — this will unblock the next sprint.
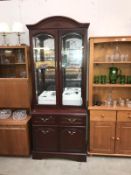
left=32, top=151, right=87, bottom=162
left=88, top=152, right=131, bottom=157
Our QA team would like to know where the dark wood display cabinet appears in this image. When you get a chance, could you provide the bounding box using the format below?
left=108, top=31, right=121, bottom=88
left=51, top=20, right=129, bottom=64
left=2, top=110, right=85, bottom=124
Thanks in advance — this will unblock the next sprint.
left=27, top=16, right=89, bottom=161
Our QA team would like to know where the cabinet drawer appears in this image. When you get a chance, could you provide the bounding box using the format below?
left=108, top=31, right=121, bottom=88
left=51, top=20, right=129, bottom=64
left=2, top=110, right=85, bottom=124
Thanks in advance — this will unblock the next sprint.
left=90, top=110, right=116, bottom=121
left=60, top=116, right=85, bottom=126
left=32, top=115, right=56, bottom=125
left=117, top=111, right=131, bottom=122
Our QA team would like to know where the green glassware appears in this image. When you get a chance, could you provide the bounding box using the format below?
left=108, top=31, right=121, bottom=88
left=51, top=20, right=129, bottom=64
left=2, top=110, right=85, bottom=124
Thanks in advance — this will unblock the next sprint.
left=109, top=67, right=121, bottom=84
left=94, top=75, right=100, bottom=84
left=120, top=75, right=126, bottom=84
left=100, top=75, right=107, bottom=84
left=127, top=76, right=131, bottom=84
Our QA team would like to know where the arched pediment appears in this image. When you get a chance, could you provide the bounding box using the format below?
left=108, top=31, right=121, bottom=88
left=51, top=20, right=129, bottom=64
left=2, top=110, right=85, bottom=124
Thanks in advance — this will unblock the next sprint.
left=27, top=16, right=89, bottom=30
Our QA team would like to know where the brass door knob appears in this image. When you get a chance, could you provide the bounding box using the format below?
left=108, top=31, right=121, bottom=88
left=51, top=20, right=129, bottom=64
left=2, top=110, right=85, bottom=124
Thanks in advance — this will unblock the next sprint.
left=101, top=114, right=104, bottom=118
left=116, top=137, right=120, bottom=141
left=111, top=136, right=115, bottom=140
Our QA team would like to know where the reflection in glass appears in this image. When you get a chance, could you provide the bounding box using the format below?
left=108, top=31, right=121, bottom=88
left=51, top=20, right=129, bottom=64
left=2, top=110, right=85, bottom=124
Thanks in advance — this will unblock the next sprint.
left=33, top=34, right=56, bottom=105
left=0, top=48, right=26, bottom=78
left=61, top=33, right=83, bottom=106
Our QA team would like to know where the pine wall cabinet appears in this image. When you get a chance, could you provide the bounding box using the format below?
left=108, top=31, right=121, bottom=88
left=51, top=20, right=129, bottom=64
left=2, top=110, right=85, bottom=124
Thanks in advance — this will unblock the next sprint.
left=89, top=36, right=131, bottom=156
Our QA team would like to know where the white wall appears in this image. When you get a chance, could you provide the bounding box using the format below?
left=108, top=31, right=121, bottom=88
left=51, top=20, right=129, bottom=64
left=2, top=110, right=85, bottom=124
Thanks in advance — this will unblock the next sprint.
left=0, top=0, right=131, bottom=45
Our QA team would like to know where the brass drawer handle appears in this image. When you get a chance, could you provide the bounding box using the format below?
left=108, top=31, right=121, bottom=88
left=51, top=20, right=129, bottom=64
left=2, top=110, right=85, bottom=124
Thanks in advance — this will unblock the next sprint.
left=68, top=130, right=76, bottom=135
left=41, top=129, right=49, bottom=134
left=41, top=116, right=53, bottom=122
left=41, top=118, right=49, bottom=122
left=67, top=118, right=77, bottom=123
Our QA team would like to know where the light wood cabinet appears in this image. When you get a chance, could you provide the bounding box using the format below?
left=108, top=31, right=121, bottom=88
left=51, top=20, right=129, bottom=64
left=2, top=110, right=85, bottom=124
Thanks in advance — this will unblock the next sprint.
left=90, top=110, right=131, bottom=155
left=89, top=36, right=131, bottom=156
left=0, top=116, right=31, bottom=156
left=0, top=46, right=31, bottom=156
left=90, top=121, right=115, bottom=154
left=115, top=111, right=131, bottom=154
left=90, top=110, right=116, bottom=154
left=0, top=46, right=31, bottom=108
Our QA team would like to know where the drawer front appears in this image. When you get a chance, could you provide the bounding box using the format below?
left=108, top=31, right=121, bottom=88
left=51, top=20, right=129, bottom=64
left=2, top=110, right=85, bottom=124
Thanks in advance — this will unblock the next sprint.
left=60, top=116, right=86, bottom=126
left=90, top=110, right=116, bottom=121
left=117, top=111, right=131, bottom=122
left=32, top=115, right=56, bottom=125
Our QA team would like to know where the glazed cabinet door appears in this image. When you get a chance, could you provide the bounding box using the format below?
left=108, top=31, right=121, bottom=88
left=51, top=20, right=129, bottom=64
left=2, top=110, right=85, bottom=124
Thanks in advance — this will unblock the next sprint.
left=90, top=121, right=115, bottom=154
left=60, top=29, right=87, bottom=107
left=32, top=126, right=58, bottom=152
left=31, top=30, right=58, bottom=106
left=59, top=127, right=86, bottom=153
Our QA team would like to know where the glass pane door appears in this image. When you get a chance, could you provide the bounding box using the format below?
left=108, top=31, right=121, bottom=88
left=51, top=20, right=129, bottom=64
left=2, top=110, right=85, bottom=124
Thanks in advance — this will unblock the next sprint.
left=33, top=34, right=56, bottom=105
left=61, top=32, right=83, bottom=106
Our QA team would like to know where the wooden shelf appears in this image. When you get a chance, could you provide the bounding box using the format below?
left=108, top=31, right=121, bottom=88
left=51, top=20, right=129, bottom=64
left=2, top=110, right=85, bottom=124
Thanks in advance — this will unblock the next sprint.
left=94, top=61, right=131, bottom=64
left=0, top=116, right=31, bottom=126
left=89, top=105, right=131, bottom=111
left=0, top=78, right=28, bottom=80
left=0, top=63, right=26, bottom=66
left=0, top=45, right=27, bottom=49
left=93, top=84, right=131, bottom=87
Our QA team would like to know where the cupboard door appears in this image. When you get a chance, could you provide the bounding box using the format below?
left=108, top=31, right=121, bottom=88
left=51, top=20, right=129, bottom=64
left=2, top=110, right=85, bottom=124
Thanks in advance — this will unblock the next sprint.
left=0, top=79, right=30, bottom=108
left=32, top=32, right=57, bottom=106
left=0, top=125, right=30, bottom=156
left=115, top=122, right=131, bottom=154
left=32, top=126, right=58, bottom=152
left=90, top=121, right=115, bottom=154
left=60, top=29, right=87, bottom=107
left=60, top=127, right=86, bottom=153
